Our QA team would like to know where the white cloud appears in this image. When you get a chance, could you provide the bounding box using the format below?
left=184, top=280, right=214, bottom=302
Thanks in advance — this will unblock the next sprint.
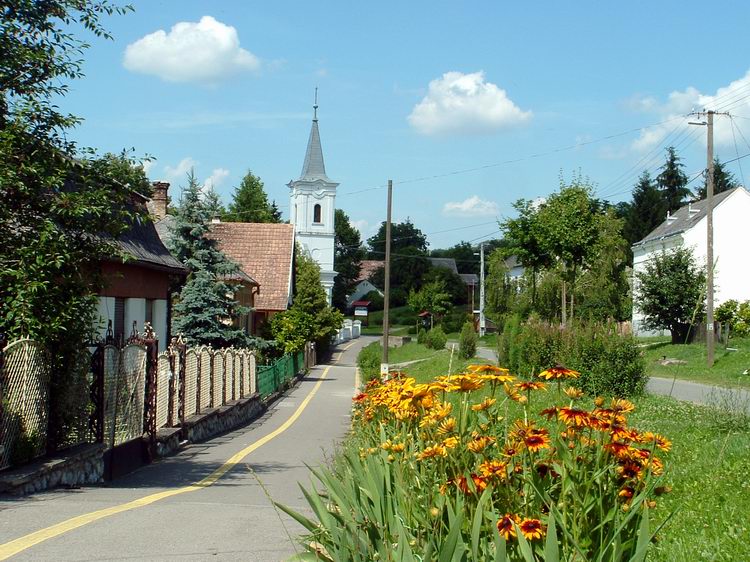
left=203, top=168, right=230, bottom=190
left=123, top=16, right=260, bottom=83
left=408, top=71, right=532, bottom=136
left=140, top=159, right=155, bottom=176
left=351, top=219, right=371, bottom=237
left=631, top=70, right=750, bottom=152
left=163, top=157, right=198, bottom=183
left=442, top=196, right=499, bottom=218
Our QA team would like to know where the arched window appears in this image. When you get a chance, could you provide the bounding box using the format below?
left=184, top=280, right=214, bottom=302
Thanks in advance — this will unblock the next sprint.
left=313, top=204, right=322, bottom=223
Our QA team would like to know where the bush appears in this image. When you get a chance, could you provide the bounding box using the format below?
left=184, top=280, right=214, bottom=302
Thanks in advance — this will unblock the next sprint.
left=458, top=321, right=477, bottom=359
left=357, top=341, right=382, bottom=383
left=716, top=299, right=750, bottom=337
left=425, top=326, right=447, bottom=350
left=362, top=290, right=384, bottom=311
left=441, top=309, right=469, bottom=334
left=497, top=312, right=522, bottom=367
left=417, top=328, right=428, bottom=345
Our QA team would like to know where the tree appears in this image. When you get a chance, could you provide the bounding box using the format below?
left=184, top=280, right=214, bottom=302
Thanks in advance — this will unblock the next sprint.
left=407, top=280, right=452, bottom=328
left=368, top=218, right=428, bottom=257
left=226, top=170, right=280, bottom=223
left=696, top=157, right=739, bottom=199
left=656, top=147, right=690, bottom=214
left=333, top=209, right=365, bottom=311
left=422, top=266, right=467, bottom=305
left=622, top=171, right=665, bottom=245
left=635, top=247, right=705, bottom=343
left=170, top=172, right=251, bottom=347
left=369, top=247, right=431, bottom=304
left=271, top=250, right=344, bottom=354
left=431, top=242, right=478, bottom=274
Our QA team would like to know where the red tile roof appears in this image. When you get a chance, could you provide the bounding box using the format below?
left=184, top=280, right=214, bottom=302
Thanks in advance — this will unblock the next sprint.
left=357, top=260, right=385, bottom=282
left=208, top=222, right=295, bottom=312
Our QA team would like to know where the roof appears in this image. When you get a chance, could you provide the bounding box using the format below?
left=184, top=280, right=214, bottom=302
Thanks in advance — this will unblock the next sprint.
left=154, top=215, right=175, bottom=249
left=115, top=215, right=185, bottom=275
left=504, top=255, right=521, bottom=269
left=459, top=273, right=479, bottom=286
left=428, top=257, right=459, bottom=274
left=633, top=187, right=742, bottom=246
left=208, top=222, right=295, bottom=311
left=351, top=300, right=371, bottom=307
left=300, top=116, right=329, bottom=182
left=357, top=260, right=385, bottom=282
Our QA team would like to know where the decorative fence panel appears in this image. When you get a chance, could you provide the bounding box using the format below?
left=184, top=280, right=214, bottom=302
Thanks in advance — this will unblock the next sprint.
left=184, top=349, right=198, bottom=418
left=155, top=353, right=171, bottom=429
left=104, top=343, right=147, bottom=448
left=199, top=347, right=212, bottom=412
left=224, top=351, right=235, bottom=401
left=212, top=353, right=224, bottom=408
left=234, top=354, right=242, bottom=399
left=0, top=339, right=51, bottom=469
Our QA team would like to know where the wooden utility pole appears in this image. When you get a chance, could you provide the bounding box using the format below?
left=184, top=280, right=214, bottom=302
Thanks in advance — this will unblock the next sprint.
left=380, top=180, right=393, bottom=376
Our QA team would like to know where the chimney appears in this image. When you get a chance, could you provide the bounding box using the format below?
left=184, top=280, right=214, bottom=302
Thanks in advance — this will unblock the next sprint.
left=666, top=210, right=677, bottom=224
left=688, top=202, right=699, bottom=216
left=150, top=181, right=169, bottom=220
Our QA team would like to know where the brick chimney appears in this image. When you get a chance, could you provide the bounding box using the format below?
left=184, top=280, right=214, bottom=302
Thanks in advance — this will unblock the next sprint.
left=150, top=181, right=170, bottom=220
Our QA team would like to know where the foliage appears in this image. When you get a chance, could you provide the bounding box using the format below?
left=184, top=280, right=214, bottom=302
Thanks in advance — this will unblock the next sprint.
left=622, top=171, right=665, bottom=246
left=431, top=241, right=479, bottom=275
left=498, top=313, right=522, bottom=368
left=656, top=147, right=691, bottom=214
left=357, top=341, right=383, bottom=383
left=425, top=326, right=447, bottom=350
left=271, top=250, right=343, bottom=355
left=441, top=308, right=471, bottom=334
left=362, top=290, right=384, bottom=311
left=407, top=279, right=453, bottom=326
left=284, top=366, right=668, bottom=560
left=458, top=322, right=477, bottom=359
left=635, top=247, right=705, bottom=343
left=370, top=247, right=431, bottom=299
left=423, top=266, right=467, bottom=305
left=170, top=172, right=253, bottom=348
left=715, top=299, right=750, bottom=337
left=368, top=218, right=429, bottom=257
left=333, top=209, right=365, bottom=311
left=225, top=170, right=280, bottom=223
left=696, top=157, right=739, bottom=199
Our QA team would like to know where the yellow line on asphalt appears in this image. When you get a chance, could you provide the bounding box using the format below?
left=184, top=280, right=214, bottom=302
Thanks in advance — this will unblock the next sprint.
left=0, top=341, right=357, bottom=560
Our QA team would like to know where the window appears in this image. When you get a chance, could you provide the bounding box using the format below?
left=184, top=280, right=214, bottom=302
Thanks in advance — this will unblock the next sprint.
left=313, top=203, right=322, bottom=223
left=114, top=297, right=125, bottom=344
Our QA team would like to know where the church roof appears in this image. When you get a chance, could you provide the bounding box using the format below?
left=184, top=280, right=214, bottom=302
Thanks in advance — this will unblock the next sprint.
left=299, top=107, right=330, bottom=182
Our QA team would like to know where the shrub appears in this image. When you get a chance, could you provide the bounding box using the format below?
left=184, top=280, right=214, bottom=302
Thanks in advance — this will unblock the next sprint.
left=716, top=299, right=750, bottom=337
left=362, top=290, right=384, bottom=311
left=417, top=328, right=428, bottom=345
left=441, top=309, right=469, bottom=334
left=425, top=326, right=447, bottom=350
left=458, top=321, right=477, bottom=359
left=497, top=313, right=521, bottom=368
left=357, top=341, right=382, bottom=383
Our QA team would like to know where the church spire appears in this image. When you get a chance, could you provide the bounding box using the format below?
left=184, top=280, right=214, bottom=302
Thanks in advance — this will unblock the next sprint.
left=299, top=89, right=328, bottom=181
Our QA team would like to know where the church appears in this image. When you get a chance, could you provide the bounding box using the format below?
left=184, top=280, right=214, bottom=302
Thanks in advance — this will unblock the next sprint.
left=288, top=99, right=338, bottom=305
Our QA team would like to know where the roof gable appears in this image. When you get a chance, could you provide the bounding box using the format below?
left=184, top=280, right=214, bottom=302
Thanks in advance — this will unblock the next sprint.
left=208, top=223, right=295, bottom=311
left=428, top=257, right=459, bottom=274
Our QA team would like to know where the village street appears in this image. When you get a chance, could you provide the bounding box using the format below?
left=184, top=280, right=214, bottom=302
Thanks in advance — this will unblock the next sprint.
left=0, top=337, right=372, bottom=561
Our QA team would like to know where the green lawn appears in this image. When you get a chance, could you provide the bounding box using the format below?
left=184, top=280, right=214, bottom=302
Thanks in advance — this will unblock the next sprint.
left=642, top=337, right=750, bottom=388
left=357, top=342, right=750, bottom=561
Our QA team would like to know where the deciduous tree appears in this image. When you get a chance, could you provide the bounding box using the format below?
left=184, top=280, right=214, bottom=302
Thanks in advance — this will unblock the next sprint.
left=333, top=209, right=365, bottom=311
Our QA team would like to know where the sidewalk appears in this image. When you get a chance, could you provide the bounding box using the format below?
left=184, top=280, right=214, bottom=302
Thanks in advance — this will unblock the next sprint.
left=647, top=376, right=750, bottom=412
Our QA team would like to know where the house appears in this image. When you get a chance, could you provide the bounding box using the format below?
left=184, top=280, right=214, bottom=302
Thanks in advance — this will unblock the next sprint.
left=427, top=257, right=459, bottom=275
left=504, top=255, right=525, bottom=281
left=96, top=191, right=187, bottom=351
left=208, top=222, right=296, bottom=334
left=346, top=260, right=384, bottom=308
left=460, top=273, right=479, bottom=310
left=631, top=187, right=750, bottom=335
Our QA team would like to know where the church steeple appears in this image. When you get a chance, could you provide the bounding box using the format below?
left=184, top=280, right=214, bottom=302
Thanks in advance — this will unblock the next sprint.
left=299, top=89, right=329, bottom=182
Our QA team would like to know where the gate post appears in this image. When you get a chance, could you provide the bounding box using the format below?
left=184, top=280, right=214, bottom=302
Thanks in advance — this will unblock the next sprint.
left=167, top=341, right=176, bottom=427
left=195, top=348, right=202, bottom=414
left=143, top=324, right=159, bottom=454
left=177, top=337, right=186, bottom=426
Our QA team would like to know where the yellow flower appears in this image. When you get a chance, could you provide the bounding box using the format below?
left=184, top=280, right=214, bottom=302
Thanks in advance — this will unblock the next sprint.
left=563, top=386, right=584, bottom=399
left=437, top=417, right=457, bottom=435
left=441, top=436, right=459, bottom=449
left=479, top=459, right=509, bottom=481
left=538, top=365, right=580, bottom=380
left=380, top=440, right=393, bottom=451
left=416, top=445, right=448, bottom=460
left=519, top=518, right=545, bottom=541
left=611, top=398, right=636, bottom=413
left=390, top=442, right=405, bottom=453
left=471, top=397, right=497, bottom=411
left=467, top=436, right=495, bottom=454
left=515, top=381, right=547, bottom=392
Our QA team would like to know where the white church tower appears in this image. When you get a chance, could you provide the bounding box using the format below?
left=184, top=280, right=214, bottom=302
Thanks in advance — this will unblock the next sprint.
left=288, top=95, right=338, bottom=304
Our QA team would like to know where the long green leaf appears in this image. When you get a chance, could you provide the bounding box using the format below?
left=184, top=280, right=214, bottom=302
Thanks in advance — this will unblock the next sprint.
left=544, top=511, right=560, bottom=562
left=631, top=507, right=650, bottom=562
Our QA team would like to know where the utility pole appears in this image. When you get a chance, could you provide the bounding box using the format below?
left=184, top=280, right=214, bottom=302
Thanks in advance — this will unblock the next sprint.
left=380, top=180, right=393, bottom=377
left=479, top=242, right=486, bottom=337
left=689, top=110, right=728, bottom=367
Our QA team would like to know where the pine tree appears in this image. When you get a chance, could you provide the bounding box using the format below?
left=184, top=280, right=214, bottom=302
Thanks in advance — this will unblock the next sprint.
left=226, top=170, right=280, bottom=223
left=656, top=147, right=691, bottom=213
left=623, top=171, right=665, bottom=245
left=696, top=157, right=739, bottom=199
left=170, top=171, right=250, bottom=347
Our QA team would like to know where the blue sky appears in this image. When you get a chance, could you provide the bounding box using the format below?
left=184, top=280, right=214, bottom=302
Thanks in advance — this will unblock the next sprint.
left=65, top=1, right=750, bottom=248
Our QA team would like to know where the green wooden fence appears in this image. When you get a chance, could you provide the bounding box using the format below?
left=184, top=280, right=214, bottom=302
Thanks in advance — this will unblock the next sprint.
left=256, top=351, right=305, bottom=399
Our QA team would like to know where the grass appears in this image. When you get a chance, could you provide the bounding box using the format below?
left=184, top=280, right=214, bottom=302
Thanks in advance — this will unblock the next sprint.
left=356, top=341, right=750, bottom=561
left=360, top=324, right=410, bottom=336
left=642, top=336, right=750, bottom=388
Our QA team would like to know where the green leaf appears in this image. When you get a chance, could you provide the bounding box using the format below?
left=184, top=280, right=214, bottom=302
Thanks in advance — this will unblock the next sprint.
left=544, top=511, right=559, bottom=562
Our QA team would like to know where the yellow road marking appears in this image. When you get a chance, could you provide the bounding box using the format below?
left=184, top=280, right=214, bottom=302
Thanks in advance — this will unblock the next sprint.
left=0, top=341, right=357, bottom=560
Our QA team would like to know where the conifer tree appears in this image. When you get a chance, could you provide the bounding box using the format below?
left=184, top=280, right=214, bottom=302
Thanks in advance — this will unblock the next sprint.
left=170, top=172, right=250, bottom=347
left=226, top=170, right=280, bottom=223
left=656, top=147, right=691, bottom=213
left=696, top=157, right=739, bottom=199
left=333, top=209, right=365, bottom=311
left=623, top=171, right=665, bottom=245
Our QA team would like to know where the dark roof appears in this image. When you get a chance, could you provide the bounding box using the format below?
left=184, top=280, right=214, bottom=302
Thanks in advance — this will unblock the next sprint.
left=633, top=188, right=741, bottom=246
left=208, top=222, right=296, bottom=312
left=154, top=215, right=176, bottom=249
left=115, top=216, right=186, bottom=274
left=427, top=257, right=459, bottom=274
left=351, top=300, right=371, bottom=307
left=459, top=273, right=479, bottom=286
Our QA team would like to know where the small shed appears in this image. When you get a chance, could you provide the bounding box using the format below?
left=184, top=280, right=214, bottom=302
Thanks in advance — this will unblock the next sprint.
left=351, top=300, right=371, bottom=326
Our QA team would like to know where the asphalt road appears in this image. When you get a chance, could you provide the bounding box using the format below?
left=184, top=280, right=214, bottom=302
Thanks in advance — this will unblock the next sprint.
left=0, top=337, right=372, bottom=561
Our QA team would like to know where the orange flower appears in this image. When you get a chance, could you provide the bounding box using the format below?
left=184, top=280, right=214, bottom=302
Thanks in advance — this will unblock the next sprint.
left=611, top=398, right=635, bottom=413
left=416, top=445, right=447, bottom=460
left=563, top=386, right=584, bottom=399
left=638, top=431, right=672, bottom=452
left=450, top=374, right=485, bottom=392
left=523, top=429, right=551, bottom=453
left=471, top=397, right=497, bottom=411
left=441, top=436, right=459, bottom=449
left=617, top=461, right=643, bottom=480
left=558, top=407, right=590, bottom=427
left=504, top=383, right=527, bottom=403
left=479, top=460, right=509, bottom=481
left=353, top=392, right=368, bottom=403
left=497, top=514, right=519, bottom=540
left=519, top=518, right=545, bottom=540
left=538, top=365, right=580, bottom=380
left=467, top=436, right=495, bottom=454
left=539, top=407, right=558, bottom=420
left=437, top=417, right=457, bottom=435
left=515, top=381, right=547, bottom=393
left=603, top=442, right=631, bottom=459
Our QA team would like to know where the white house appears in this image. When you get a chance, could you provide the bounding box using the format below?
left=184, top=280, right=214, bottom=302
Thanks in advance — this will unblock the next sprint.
left=631, top=186, right=750, bottom=335
left=288, top=101, right=337, bottom=304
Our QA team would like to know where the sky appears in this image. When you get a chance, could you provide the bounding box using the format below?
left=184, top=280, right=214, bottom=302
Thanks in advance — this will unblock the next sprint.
left=63, top=1, right=750, bottom=249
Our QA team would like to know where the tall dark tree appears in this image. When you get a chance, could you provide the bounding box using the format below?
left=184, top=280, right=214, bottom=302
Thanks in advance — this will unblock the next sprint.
left=332, top=209, right=365, bottom=311
left=622, top=171, right=665, bottom=245
left=431, top=241, right=478, bottom=274
left=170, top=172, right=251, bottom=347
left=369, top=247, right=431, bottom=305
left=368, top=218, right=428, bottom=257
left=226, top=170, right=280, bottom=223
left=696, top=157, right=739, bottom=199
left=656, top=147, right=690, bottom=214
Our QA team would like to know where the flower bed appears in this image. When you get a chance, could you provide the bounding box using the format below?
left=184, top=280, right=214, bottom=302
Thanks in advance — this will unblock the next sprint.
left=282, top=365, right=671, bottom=560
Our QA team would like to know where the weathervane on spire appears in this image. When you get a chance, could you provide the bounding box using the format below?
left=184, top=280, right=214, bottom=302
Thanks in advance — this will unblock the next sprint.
left=313, top=87, right=318, bottom=121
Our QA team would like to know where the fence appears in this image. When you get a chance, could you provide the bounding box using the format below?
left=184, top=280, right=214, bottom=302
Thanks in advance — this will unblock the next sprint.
left=0, top=328, right=314, bottom=471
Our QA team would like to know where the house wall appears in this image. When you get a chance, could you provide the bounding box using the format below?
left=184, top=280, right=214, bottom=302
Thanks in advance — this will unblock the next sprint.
left=100, top=262, right=172, bottom=299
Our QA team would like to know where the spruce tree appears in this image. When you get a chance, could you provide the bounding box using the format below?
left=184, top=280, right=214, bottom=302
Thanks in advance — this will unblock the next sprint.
left=170, top=172, right=250, bottom=347
left=656, top=147, right=691, bottom=213
left=226, top=170, right=280, bottom=223
left=623, top=171, right=665, bottom=245
left=696, top=157, right=739, bottom=199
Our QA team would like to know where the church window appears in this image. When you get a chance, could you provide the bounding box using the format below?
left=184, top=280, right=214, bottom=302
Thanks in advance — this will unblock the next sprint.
left=313, top=204, right=322, bottom=223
